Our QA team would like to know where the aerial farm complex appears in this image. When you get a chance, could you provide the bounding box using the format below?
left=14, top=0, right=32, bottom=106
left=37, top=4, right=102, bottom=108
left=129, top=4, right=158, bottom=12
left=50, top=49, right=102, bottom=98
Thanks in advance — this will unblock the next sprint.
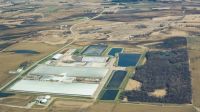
left=7, top=44, right=142, bottom=100
left=1, top=0, right=200, bottom=111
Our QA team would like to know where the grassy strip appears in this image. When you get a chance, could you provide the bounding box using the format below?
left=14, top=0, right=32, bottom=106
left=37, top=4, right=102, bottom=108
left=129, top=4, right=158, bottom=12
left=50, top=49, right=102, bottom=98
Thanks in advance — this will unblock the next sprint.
left=136, top=51, right=147, bottom=67
left=101, top=46, right=112, bottom=56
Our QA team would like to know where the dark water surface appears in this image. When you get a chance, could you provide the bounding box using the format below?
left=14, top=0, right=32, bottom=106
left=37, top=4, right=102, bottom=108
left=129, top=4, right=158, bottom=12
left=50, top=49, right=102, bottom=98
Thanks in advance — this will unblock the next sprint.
left=82, top=44, right=107, bottom=56
left=106, top=70, right=127, bottom=89
left=11, top=50, right=40, bottom=54
left=0, top=92, right=15, bottom=98
left=100, top=90, right=119, bottom=100
left=108, top=48, right=123, bottom=56
left=118, top=53, right=141, bottom=67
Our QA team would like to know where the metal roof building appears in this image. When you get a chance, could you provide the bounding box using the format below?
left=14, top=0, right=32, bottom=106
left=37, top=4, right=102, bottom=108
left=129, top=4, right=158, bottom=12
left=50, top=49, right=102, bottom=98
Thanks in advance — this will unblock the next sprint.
left=10, top=80, right=99, bottom=97
left=52, top=54, right=63, bottom=60
left=30, top=64, right=108, bottom=78
left=82, top=56, right=109, bottom=63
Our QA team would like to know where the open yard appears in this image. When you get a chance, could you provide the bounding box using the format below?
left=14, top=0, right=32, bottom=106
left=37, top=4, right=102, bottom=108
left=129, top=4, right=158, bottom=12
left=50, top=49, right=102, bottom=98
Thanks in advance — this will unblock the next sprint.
left=113, top=103, right=196, bottom=112
left=0, top=94, right=34, bottom=106
left=47, top=99, right=93, bottom=112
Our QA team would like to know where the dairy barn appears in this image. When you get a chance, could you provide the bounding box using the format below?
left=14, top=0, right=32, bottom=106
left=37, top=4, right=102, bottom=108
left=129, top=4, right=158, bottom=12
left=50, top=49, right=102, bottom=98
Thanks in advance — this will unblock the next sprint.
left=10, top=64, right=109, bottom=98
left=8, top=44, right=115, bottom=99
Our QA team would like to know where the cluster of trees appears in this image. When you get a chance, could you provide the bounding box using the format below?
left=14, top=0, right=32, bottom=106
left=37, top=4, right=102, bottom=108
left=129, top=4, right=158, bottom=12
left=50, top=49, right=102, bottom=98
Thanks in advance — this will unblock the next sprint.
left=123, top=48, right=192, bottom=104
left=0, top=42, right=13, bottom=50
left=153, top=37, right=187, bottom=49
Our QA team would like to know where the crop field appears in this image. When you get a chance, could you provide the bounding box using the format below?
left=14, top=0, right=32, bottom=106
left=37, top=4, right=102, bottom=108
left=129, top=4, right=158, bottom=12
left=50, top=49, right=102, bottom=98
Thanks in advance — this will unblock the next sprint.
left=189, top=50, right=200, bottom=108
left=113, top=103, right=196, bottom=112
left=0, top=0, right=200, bottom=112
left=0, top=42, right=60, bottom=87
left=87, top=102, right=115, bottom=112
left=0, top=0, right=102, bottom=45
left=96, top=8, right=183, bottom=22
left=47, top=99, right=93, bottom=112
left=188, top=36, right=200, bottom=108
left=0, top=94, right=34, bottom=106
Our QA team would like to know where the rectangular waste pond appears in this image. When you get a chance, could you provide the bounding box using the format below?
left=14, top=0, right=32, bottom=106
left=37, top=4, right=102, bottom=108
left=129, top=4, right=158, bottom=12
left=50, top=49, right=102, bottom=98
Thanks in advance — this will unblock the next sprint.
left=82, top=45, right=107, bottom=56
left=106, top=70, right=127, bottom=89
left=108, top=48, right=123, bottom=56
left=100, top=90, right=119, bottom=100
left=118, top=53, right=141, bottom=67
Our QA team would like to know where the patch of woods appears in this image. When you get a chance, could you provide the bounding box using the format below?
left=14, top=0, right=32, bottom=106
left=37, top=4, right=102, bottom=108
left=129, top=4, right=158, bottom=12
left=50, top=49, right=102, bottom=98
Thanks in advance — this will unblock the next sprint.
left=122, top=37, right=192, bottom=104
left=0, top=42, right=16, bottom=51
left=152, top=37, right=187, bottom=49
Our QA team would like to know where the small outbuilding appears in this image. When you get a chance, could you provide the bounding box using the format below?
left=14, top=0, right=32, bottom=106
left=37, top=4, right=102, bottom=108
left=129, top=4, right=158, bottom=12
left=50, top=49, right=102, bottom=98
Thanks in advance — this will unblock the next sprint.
left=45, top=95, right=51, bottom=100
left=40, top=99, right=48, bottom=104
left=52, top=54, right=63, bottom=60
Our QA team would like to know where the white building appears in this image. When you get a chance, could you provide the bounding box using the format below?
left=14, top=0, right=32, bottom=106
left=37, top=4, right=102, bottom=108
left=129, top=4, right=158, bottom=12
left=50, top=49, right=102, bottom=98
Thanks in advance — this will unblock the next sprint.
left=52, top=54, right=63, bottom=60
left=29, top=64, right=109, bottom=78
left=82, top=56, right=109, bottom=63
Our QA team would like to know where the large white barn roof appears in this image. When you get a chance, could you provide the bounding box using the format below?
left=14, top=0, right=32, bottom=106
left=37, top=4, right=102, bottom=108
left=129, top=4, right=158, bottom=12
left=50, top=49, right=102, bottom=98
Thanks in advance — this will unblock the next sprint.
left=30, top=64, right=108, bottom=78
left=82, top=56, right=109, bottom=63
left=10, top=80, right=98, bottom=97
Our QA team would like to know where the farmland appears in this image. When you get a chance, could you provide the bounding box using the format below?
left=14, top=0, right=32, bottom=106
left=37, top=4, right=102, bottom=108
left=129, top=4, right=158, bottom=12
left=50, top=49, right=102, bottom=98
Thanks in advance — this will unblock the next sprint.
left=0, top=0, right=200, bottom=112
left=0, top=42, right=60, bottom=87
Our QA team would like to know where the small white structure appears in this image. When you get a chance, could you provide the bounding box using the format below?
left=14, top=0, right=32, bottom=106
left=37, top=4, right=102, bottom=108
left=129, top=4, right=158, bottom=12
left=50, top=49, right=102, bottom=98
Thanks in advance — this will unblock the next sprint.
left=17, top=68, right=23, bottom=73
left=82, top=56, right=109, bottom=63
left=35, top=95, right=51, bottom=105
left=45, top=95, right=51, bottom=100
left=40, top=99, right=48, bottom=104
left=52, top=54, right=63, bottom=60
left=8, top=70, right=18, bottom=74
